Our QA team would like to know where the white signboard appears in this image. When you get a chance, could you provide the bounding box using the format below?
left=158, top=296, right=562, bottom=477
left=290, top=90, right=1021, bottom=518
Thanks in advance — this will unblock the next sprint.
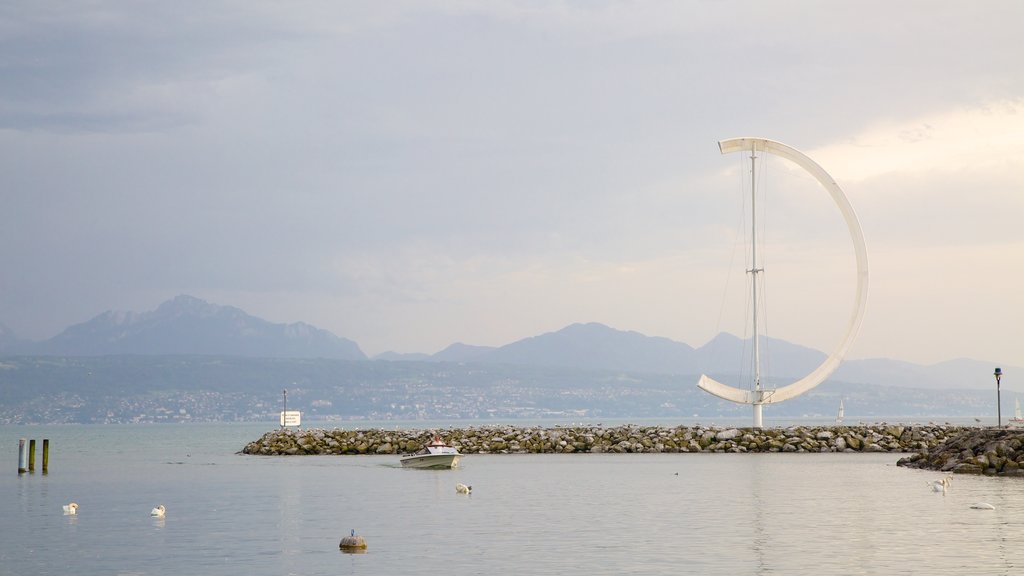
left=280, top=410, right=301, bottom=427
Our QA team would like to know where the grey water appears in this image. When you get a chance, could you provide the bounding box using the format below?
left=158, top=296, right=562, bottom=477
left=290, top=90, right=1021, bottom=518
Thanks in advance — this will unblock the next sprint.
left=2, top=422, right=1021, bottom=575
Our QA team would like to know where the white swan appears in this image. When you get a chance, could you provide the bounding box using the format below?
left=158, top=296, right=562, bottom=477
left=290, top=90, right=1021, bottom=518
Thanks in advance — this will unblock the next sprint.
left=150, top=505, right=166, bottom=517
left=62, top=502, right=79, bottom=515
left=455, top=483, right=472, bottom=494
left=970, top=502, right=996, bottom=510
left=927, top=476, right=952, bottom=494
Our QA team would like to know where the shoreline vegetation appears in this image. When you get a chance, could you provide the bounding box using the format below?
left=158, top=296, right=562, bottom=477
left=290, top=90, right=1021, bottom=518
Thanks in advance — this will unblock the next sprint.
left=243, top=425, right=1024, bottom=476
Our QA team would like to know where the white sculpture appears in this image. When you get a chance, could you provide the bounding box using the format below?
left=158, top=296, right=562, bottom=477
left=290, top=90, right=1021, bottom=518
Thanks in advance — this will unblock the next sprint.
left=697, top=137, right=869, bottom=428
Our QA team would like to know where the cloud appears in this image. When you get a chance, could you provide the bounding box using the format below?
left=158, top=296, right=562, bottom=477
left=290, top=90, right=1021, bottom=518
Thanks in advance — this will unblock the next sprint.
left=799, top=100, right=1024, bottom=365
left=1, top=2, right=1023, bottom=370
left=812, top=99, right=1024, bottom=183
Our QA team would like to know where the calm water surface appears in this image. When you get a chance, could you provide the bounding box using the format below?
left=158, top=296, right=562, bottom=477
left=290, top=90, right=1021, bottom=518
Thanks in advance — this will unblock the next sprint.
left=1, top=423, right=1021, bottom=575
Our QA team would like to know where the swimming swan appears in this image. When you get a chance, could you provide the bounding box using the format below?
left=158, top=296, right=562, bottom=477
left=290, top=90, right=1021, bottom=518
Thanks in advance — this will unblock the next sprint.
left=63, top=502, right=79, bottom=515
left=927, top=476, right=952, bottom=494
left=150, top=505, right=166, bottom=517
left=455, top=483, right=472, bottom=494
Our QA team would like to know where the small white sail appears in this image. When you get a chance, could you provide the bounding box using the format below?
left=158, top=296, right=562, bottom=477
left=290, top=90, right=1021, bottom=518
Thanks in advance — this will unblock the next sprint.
left=836, top=399, right=845, bottom=423
left=1008, top=398, right=1024, bottom=427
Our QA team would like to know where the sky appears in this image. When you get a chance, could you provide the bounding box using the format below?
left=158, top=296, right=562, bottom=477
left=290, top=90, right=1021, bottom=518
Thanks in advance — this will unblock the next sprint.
left=1, top=1, right=1023, bottom=371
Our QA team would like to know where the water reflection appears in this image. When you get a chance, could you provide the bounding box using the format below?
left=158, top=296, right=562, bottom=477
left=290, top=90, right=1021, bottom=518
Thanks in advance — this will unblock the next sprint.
left=4, top=427, right=1024, bottom=576
left=748, top=455, right=768, bottom=576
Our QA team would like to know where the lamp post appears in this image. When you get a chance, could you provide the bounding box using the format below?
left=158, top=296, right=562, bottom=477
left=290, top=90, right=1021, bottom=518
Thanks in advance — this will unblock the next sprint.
left=995, top=368, right=1003, bottom=427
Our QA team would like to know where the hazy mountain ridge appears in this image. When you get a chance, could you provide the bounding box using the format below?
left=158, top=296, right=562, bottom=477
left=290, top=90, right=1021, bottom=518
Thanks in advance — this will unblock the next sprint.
left=476, top=322, right=697, bottom=373
left=0, top=295, right=1016, bottom=391
left=0, top=296, right=1017, bottom=424
left=834, top=357, right=1008, bottom=391
left=3, top=295, right=365, bottom=360
left=387, top=323, right=1007, bottom=392
left=431, top=342, right=497, bottom=362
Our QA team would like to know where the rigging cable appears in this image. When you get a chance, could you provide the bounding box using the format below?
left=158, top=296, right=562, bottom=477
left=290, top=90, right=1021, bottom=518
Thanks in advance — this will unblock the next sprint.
left=742, top=149, right=753, bottom=391
left=758, top=149, right=772, bottom=389
left=710, top=150, right=748, bottom=390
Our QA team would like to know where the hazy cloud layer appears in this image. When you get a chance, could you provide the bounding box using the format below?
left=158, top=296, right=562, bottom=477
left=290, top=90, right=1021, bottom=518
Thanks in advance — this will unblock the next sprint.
left=2, top=2, right=1022, bottom=373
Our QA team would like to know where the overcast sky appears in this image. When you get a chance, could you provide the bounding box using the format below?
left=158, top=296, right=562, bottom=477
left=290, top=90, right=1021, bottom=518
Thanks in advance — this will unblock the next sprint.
left=1, top=2, right=1022, bottom=373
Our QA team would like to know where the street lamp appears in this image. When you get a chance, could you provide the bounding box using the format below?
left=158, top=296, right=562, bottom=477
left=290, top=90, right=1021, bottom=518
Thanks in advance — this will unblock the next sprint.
left=995, top=368, right=1003, bottom=427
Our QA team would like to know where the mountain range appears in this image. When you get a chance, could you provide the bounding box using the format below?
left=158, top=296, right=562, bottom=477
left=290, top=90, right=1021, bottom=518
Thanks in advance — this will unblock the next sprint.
left=0, top=295, right=1015, bottom=391
left=0, top=295, right=364, bottom=360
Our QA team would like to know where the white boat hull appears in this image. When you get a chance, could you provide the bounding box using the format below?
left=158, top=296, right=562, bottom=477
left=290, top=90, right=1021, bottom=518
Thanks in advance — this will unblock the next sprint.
left=400, top=453, right=460, bottom=469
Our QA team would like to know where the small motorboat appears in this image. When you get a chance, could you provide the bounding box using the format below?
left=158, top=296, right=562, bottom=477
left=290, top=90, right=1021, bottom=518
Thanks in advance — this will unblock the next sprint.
left=400, top=436, right=461, bottom=469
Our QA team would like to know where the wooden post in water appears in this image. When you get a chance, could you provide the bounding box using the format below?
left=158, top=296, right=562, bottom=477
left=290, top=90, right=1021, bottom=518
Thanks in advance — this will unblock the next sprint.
left=42, top=439, right=49, bottom=474
left=18, top=439, right=27, bottom=474
left=28, top=439, right=36, bottom=472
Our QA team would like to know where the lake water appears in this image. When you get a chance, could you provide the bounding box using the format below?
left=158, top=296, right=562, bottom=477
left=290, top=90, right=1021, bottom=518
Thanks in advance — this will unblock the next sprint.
left=2, top=422, right=1022, bottom=575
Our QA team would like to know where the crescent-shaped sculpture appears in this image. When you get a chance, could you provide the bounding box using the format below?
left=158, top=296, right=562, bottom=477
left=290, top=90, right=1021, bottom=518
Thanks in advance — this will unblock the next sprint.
left=697, top=138, right=869, bottom=415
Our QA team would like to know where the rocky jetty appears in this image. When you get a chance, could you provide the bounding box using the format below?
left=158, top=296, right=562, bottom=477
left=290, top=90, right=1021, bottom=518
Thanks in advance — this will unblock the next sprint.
left=241, top=424, right=967, bottom=456
left=897, top=427, right=1024, bottom=476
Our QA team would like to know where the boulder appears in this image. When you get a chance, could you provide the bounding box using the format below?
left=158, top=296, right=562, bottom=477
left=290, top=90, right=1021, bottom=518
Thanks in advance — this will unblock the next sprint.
left=715, top=429, right=740, bottom=441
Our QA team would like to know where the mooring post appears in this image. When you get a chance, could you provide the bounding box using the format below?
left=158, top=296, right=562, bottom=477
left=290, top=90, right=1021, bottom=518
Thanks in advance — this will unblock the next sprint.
left=28, top=439, right=36, bottom=472
left=42, top=439, right=49, bottom=474
left=18, top=439, right=27, bottom=474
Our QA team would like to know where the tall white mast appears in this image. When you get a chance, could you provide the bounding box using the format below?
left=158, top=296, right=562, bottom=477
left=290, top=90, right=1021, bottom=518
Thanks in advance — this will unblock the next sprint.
left=749, top=146, right=764, bottom=428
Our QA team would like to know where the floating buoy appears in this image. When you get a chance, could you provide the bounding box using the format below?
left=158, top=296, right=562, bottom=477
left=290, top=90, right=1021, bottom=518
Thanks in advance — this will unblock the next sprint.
left=340, top=529, right=367, bottom=552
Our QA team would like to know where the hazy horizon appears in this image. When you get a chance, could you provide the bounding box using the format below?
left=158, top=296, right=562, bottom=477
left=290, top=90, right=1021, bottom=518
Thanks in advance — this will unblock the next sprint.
left=2, top=294, right=1015, bottom=375
left=2, top=2, right=1022, bottom=369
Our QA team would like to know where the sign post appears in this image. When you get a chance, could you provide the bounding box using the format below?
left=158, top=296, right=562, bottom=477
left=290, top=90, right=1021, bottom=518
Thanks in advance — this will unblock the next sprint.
left=995, top=368, right=1003, bottom=427
left=280, top=388, right=300, bottom=427
left=280, top=410, right=301, bottom=427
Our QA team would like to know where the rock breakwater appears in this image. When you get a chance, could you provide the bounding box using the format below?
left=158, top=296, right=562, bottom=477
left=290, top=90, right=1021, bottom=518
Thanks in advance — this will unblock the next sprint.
left=897, top=427, right=1024, bottom=476
left=241, top=424, right=966, bottom=456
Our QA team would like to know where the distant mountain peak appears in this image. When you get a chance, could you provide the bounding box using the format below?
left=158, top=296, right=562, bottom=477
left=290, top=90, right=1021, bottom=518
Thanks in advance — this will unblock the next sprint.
left=161, top=294, right=208, bottom=308
left=94, top=309, right=142, bottom=326
left=24, top=295, right=365, bottom=360
left=156, top=294, right=242, bottom=318
left=432, top=342, right=496, bottom=362
left=460, top=322, right=696, bottom=373
left=562, top=322, right=611, bottom=331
